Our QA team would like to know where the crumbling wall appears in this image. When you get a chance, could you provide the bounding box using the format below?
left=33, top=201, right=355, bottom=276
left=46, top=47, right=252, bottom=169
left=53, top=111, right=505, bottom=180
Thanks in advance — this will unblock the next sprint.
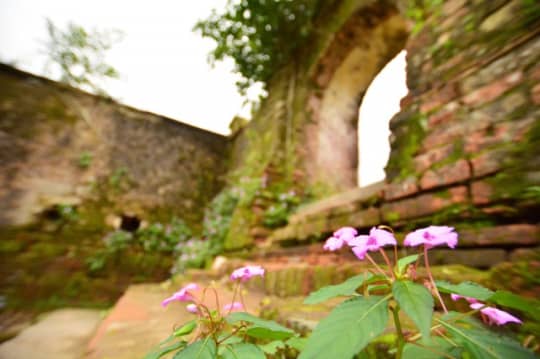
left=270, top=0, right=540, bottom=267
left=0, top=64, right=228, bottom=228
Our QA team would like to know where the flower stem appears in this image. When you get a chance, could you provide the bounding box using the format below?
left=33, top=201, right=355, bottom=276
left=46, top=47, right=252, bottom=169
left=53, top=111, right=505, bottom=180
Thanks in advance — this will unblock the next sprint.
left=229, top=282, right=240, bottom=315
left=392, top=305, right=405, bottom=359
left=365, top=253, right=389, bottom=279
left=423, top=246, right=448, bottom=313
left=379, top=248, right=395, bottom=279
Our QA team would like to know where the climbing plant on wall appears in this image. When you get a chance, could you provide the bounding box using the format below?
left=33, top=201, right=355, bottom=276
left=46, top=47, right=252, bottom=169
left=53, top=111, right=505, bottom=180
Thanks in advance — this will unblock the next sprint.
left=194, top=0, right=323, bottom=95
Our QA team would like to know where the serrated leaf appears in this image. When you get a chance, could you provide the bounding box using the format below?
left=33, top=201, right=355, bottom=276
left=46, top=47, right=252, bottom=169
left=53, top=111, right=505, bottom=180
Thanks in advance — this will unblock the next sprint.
left=304, top=273, right=372, bottom=304
left=144, top=340, right=186, bottom=359
left=221, top=343, right=265, bottom=359
left=488, top=291, right=540, bottom=320
left=435, top=281, right=494, bottom=301
left=226, top=312, right=295, bottom=340
left=392, top=280, right=433, bottom=340
left=173, top=339, right=216, bottom=359
left=259, top=340, right=286, bottom=355
left=299, top=295, right=390, bottom=359
left=397, top=254, right=419, bottom=274
left=286, top=336, right=307, bottom=351
left=436, top=318, right=536, bottom=359
left=402, top=339, right=461, bottom=359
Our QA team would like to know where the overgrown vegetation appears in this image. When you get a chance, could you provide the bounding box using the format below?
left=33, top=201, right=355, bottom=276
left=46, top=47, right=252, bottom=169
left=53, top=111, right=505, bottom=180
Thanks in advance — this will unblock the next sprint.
left=194, top=0, right=321, bottom=95
left=43, top=18, right=122, bottom=95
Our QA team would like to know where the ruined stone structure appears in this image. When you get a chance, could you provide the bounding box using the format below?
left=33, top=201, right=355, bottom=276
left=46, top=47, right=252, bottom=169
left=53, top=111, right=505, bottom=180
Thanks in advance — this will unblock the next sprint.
left=224, top=0, right=540, bottom=260
left=0, top=64, right=227, bottom=227
left=0, top=0, right=539, bottom=308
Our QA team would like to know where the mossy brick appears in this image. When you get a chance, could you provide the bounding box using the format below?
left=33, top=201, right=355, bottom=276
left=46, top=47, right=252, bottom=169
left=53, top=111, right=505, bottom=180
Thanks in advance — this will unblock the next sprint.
left=342, top=207, right=381, bottom=230
left=459, top=224, right=539, bottom=247
left=381, top=186, right=468, bottom=222
left=462, top=71, right=523, bottom=106
left=384, top=177, right=419, bottom=201
left=420, top=159, right=471, bottom=190
left=312, top=265, right=336, bottom=290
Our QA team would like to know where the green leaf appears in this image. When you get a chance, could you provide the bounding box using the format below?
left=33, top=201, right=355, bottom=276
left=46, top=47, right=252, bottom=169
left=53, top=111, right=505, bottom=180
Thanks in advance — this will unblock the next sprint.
left=435, top=281, right=494, bottom=301
left=393, top=280, right=434, bottom=341
left=259, top=340, right=286, bottom=355
left=221, top=343, right=266, bottom=359
left=173, top=319, right=197, bottom=337
left=488, top=291, right=540, bottom=320
left=397, top=254, right=419, bottom=275
left=226, top=312, right=295, bottom=340
left=436, top=318, right=536, bottom=359
left=304, top=273, right=372, bottom=304
left=299, top=295, right=390, bottom=359
left=402, top=339, right=461, bottom=359
left=286, top=336, right=307, bottom=351
left=144, top=341, right=186, bottom=359
left=173, top=339, right=216, bottom=359
left=367, top=283, right=390, bottom=293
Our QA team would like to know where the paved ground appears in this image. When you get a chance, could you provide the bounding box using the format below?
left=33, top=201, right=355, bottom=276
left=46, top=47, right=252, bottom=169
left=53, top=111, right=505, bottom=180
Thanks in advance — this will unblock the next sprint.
left=85, top=278, right=269, bottom=359
left=0, top=308, right=102, bottom=359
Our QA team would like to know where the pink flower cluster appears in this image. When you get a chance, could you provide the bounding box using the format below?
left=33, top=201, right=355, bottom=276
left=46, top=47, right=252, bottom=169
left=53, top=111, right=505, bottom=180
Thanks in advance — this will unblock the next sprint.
left=451, top=294, right=522, bottom=326
left=323, top=225, right=459, bottom=260
left=161, top=265, right=264, bottom=314
left=230, top=265, right=265, bottom=281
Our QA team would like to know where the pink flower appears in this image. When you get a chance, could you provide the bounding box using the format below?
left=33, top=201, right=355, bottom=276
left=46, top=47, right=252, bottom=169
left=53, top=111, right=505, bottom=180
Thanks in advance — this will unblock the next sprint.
left=223, top=302, right=243, bottom=312
left=450, top=293, right=479, bottom=304
left=470, top=303, right=522, bottom=326
left=349, top=227, right=397, bottom=260
left=230, top=265, right=265, bottom=281
left=404, top=226, right=458, bottom=249
left=161, top=283, right=199, bottom=307
left=186, top=303, right=198, bottom=313
left=323, top=227, right=358, bottom=251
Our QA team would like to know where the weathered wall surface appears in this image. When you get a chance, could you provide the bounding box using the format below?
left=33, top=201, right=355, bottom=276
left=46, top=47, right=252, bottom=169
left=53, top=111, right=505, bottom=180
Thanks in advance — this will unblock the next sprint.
left=0, top=64, right=228, bottom=228
left=0, top=64, right=229, bottom=310
left=235, top=0, right=540, bottom=262
left=224, top=0, right=409, bottom=249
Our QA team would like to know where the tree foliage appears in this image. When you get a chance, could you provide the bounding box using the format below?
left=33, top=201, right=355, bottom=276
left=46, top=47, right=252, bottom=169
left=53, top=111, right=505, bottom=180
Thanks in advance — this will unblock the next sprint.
left=43, top=18, right=123, bottom=95
left=194, top=0, right=322, bottom=95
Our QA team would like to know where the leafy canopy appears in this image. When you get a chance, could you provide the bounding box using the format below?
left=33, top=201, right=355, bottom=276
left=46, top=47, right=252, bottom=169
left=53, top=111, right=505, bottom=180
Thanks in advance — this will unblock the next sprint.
left=43, top=18, right=123, bottom=95
left=194, top=0, right=321, bottom=95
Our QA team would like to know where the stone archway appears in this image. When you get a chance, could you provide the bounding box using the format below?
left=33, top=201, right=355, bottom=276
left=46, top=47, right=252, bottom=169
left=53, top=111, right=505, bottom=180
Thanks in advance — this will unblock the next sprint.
left=305, top=3, right=409, bottom=193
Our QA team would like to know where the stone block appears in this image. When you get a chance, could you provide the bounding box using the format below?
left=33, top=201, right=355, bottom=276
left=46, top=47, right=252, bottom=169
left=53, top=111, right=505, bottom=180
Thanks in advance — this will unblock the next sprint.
left=470, top=149, right=509, bottom=178
left=381, top=186, right=467, bottom=222
left=384, top=177, right=419, bottom=201
left=420, top=83, right=459, bottom=114
left=470, top=180, right=493, bottom=205
left=420, top=159, right=471, bottom=190
left=414, top=144, right=456, bottom=174
left=459, top=224, right=539, bottom=247
left=532, top=83, right=540, bottom=105
left=462, top=71, right=523, bottom=107
left=336, top=207, right=381, bottom=230
left=479, top=0, right=522, bottom=32
left=428, top=248, right=507, bottom=268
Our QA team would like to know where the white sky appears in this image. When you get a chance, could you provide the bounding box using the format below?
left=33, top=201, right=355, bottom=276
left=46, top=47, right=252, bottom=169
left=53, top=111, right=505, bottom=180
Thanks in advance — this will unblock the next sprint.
left=0, top=0, right=407, bottom=184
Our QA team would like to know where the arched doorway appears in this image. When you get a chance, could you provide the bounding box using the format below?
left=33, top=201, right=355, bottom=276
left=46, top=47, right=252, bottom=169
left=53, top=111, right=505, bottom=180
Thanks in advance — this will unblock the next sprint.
left=358, top=50, right=407, bottom=187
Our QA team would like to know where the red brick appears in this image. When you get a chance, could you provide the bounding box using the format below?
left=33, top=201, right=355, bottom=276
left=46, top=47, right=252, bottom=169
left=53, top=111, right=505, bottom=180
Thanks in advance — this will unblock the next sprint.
left=470, top=149, right=508, bottom=178
left=384, top=177, right=419, bottom=201
left=459, top=224, right=539, bottom=247
left=532, top=83, right=540, bottom=105
left=420, top=83, right=460, bottom=114
left=400, top=94, right=414, bottom=109
left=529, top=63, right=540, bottom=81
left=463, top=71, right=523, bottom=106
left=420, top=160, right=471, bottom=190
left=471, top=180, right=493, bottom=205
left=381, top=186, right=467, bottom=221
left=428, top=106, right=456, bottom=127
left=414, top=144, right=455, bottom=173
